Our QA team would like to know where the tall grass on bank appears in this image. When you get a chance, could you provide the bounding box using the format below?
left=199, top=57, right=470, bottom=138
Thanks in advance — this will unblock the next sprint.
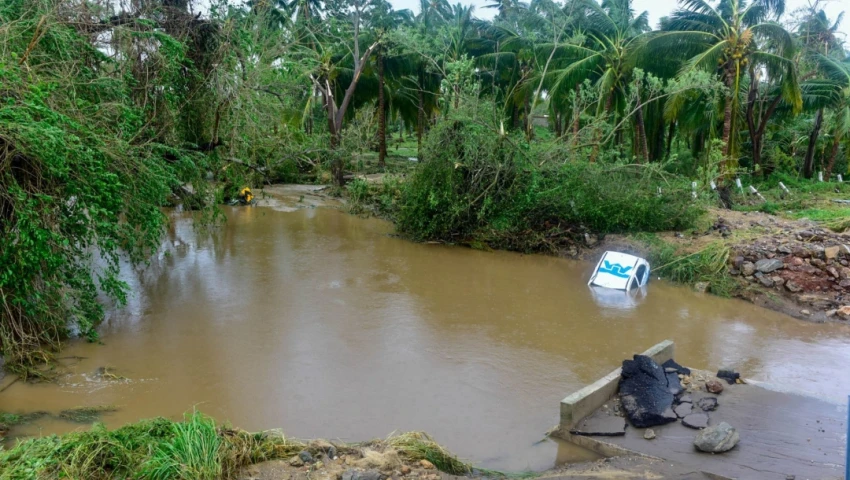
left=0, top=412, right=479, bottom=480
left=638, top=235, right=736, bottom=296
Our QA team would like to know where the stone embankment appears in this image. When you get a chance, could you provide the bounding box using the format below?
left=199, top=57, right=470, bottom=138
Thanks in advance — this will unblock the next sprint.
left=729, top=224, right=850, bottom=321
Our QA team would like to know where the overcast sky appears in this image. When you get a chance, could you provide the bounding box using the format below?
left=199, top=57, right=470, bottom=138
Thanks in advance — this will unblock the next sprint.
left=388, top=0, right=850, bottom=40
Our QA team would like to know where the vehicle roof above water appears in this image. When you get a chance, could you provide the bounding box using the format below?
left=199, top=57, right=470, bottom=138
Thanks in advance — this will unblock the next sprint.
left=588, top=251, right=649, bottom=290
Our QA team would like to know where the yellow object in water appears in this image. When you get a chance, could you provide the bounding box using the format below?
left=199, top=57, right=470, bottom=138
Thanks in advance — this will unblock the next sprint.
left=239, top=187, right=254, bottom=204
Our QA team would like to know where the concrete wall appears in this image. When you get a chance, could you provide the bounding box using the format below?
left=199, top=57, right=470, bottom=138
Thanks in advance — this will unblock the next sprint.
left=558, top=340, right=675, bottom=431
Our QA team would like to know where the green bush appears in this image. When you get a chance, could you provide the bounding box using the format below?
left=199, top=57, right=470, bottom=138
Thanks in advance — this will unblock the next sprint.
left=395, top=116, right=703, bottom=251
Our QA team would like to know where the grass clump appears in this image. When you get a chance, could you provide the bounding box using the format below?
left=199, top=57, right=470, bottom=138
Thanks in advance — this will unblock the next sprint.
left=386, top=432, right=472, bottom=476
left=58, top=406, right=119, bottom=424
left=637, top=235, right=737, bottom=296
left=0, top=413, right=481, bottom=480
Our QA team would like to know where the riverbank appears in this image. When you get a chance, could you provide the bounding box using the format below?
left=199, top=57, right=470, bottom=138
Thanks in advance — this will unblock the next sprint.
left=0, top=412, right=726, bottom=480
left=341, top=170, right=850, bottom=323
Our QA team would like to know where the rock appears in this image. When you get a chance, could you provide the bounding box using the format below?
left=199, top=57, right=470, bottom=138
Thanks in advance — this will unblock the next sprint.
left=694, top=422, right=740, bottom=453
left=401, top=466, right=411, bottom=475
left=758, top=276, right=774, bottom=287
left=777, top=245, right=792, bottom=254
left=420, top=460, right=435, bottom=470
left=618, top=355, right=678, bottom=428
left=290, top=456, right=305, bottom=467
left=786, top=280, right=804, bottom=293
left=792, top=247, right=811, bottom=259
left=717, top=369, right=740, bottom=384
left=643, top=429, right=656, bottom=440
left=678, top=394, right=693, bottom=403
left=837, top=306, right=850, bottom=319
left=771, top=276, right=784, bottom=286
left=674, top=403, right=693, bottom=418
left=755, top=258, right=784, bottom=273
left=299, top=451, right=314, bottom=464
left=342, top=470, right=386, bottom=480
left=682, top=413, right=710, bottom=429
left=825, top=246, right=840, bottom=260
left=791, top=257, right=804, bottom=266
left=840, top=279, right=850, bottom=288
left=801, top=309, right=811, bottom=315
left=733, top=256, right=745, bottom=268
left=705, top=379, right=724, bottom=394
left=826, top=309, right=838, bottom=317
left=696, top=397, right=719, bottom=411
left=694, top=282, right=710, bottom=293
left=839, top=268, right=850, bottom=280
left=827, top=266, right=839, bottom=278
left=741, top=262, right=756, bottom=276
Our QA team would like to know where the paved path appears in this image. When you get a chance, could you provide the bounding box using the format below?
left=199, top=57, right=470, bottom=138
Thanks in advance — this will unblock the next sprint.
left=571, top=383, right=846, bottom=479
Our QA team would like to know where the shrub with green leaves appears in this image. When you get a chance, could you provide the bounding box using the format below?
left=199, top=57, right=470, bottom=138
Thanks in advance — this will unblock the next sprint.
left=395, top=114, right=703, bottom=251
left=0, top=0, right=206, bottom=370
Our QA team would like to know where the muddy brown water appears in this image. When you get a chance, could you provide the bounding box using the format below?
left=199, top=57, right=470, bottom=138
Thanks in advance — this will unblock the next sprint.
left=4, top=204, right=850, bottom=471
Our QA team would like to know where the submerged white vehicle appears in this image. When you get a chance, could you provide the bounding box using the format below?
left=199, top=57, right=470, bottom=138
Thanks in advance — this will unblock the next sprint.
left=587, top=251, right=650, bottom=291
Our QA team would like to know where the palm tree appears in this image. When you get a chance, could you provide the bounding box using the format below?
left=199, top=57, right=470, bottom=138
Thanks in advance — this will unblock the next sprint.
left=797, top=7, right=844, bottom=178
left=809, top=53, right=850, bottom=179
left=369, top=2, right=414, bottom=166
left=546, top=0, right=653, bottom=159
left=647, top=0, right=800, bottom=174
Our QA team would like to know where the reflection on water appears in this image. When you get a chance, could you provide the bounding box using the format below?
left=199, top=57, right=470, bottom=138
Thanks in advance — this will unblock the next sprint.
left=4, top=206, right=850, bottom=471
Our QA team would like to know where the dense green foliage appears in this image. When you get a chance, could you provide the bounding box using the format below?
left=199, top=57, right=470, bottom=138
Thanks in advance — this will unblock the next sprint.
left=394, top=110, right=702, bottom=250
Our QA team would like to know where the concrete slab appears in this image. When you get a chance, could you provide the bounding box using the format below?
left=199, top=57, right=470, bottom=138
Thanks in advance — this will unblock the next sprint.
left=569, top=410, right=626, bottom=437
left=564, top=382, right=846, bottom=480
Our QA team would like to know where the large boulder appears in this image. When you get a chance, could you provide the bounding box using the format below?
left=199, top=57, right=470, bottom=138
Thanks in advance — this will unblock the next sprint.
left=694, top=422, right=739, bottom=453
left=618, top=355, right=678, bottom=428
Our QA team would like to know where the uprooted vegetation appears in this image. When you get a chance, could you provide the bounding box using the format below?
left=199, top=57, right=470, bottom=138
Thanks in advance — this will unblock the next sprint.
left=350, top=112, right=704, bottom=253
left=0, top=412, right=477, bottom=480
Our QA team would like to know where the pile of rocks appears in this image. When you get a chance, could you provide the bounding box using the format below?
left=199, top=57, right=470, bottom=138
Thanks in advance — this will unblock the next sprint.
left=618, top=355, right=740, bottom=454
left=730, top=230, right=850, bottom=318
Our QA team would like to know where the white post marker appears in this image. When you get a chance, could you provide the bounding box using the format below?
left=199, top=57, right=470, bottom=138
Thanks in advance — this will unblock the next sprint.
left=735, top=178, right=744, bottom=193
left=839, top=174, right=844, bottom=183
left=779, top=182, right=791, bottom=195
left=710, top=180, right=717, bottom=191
left=749, top=185, right=766, bottom=202
left=818, top=171, right=824, bottom=182
left=657, top=186, right=662, bottom=197
left=691, top=181, right=698, bottom=199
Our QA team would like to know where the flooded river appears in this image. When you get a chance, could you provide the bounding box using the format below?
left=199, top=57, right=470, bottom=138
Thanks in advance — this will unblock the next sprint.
left=4, top=201, right=850, bottom=471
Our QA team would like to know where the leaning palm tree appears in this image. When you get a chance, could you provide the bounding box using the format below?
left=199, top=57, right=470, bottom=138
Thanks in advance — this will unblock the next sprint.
left=646, top=0, right=800, bottom=174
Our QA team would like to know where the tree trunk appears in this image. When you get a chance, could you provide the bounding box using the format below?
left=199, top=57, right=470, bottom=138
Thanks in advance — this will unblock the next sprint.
left=635, top=104, right=649, bottom=162
left=665, top=121, right=675, bottom=159
left=417, top=71, right=424, bottom=160
left=803, top=108, right=823, bottom=179
left=721, top=94, right=734, bottom=173
left=825, top=132, right=842, bottom=179
left=377, top=48, right=387, bottom=168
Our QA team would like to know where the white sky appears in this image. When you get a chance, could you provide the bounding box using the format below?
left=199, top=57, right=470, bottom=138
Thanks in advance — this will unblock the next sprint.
left=389, top=0, right=850, bottom=40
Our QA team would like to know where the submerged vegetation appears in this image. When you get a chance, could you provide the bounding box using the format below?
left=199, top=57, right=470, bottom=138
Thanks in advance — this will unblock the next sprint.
left=0, top=412, right=475, bottom=480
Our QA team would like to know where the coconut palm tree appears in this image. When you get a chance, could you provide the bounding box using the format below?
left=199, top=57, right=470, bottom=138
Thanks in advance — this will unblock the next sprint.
left=797, top=7, right=844, bottom=178
left=545, top=0, right=653, bottom=159
left=646, top=0, right=800, bottom=174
